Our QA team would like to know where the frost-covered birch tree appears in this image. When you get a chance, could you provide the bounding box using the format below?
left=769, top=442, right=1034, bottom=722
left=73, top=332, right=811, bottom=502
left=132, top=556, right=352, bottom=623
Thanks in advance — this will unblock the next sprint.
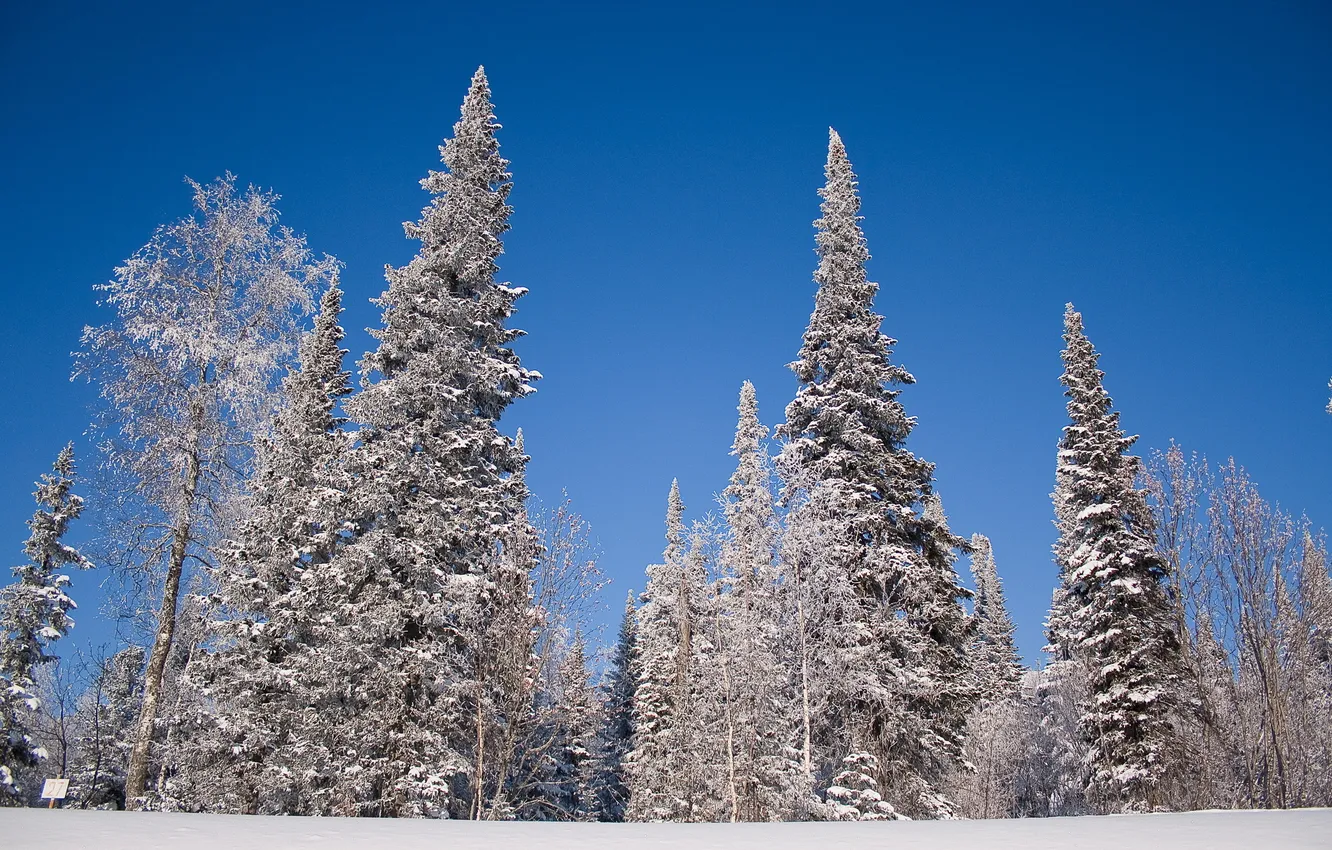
left=1051, top=303, right=1181, bottom=813
left=776, top=130, right=971, bottom=819
left=75, top=174, right=335, bottom=804
left=0, top=445, right=91, bottom=803
left=1144, top=447, right=1332, bottom=810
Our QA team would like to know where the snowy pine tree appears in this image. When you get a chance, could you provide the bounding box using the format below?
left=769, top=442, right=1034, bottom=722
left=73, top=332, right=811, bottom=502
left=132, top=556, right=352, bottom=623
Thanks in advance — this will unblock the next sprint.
left=776, top=130, right=971, bottom=818
left=1051, top=303, right=1182, bottom=812
left=167, top=278, right=354, bottom=814
left=824, top=752, right=900, bottom=820
left=312, top=66, right=538, bottom=818
left=627, top=481, right=710, bottom=821
left=517, top=633, right=598, bottom=821
left=968, top=534, right=1023, bottom=706
left=0, top=445, right=91, bottom=804
left=66, top=646, right=145, bottom=809
left=714, top=382, right=806, bottom=820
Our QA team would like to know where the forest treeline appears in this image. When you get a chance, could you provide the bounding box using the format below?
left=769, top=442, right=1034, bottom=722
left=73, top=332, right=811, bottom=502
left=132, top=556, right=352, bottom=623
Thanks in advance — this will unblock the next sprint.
left=2, top=68, right=1329, bottom=821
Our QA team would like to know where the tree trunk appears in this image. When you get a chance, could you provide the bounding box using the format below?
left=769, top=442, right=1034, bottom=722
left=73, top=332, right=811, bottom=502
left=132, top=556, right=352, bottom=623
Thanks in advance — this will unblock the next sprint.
left=124, top=427, right=201, bottom=805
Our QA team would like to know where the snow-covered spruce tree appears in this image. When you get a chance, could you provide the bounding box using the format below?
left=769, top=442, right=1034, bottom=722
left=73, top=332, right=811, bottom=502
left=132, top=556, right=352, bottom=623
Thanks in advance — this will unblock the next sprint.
left=627, top=481, right=711, bottom=821
left=590, top=591, right=638, bottom=821
left=76, top=175, right=334, bottom=804
left=164, top=279, right=354, bottom=814
left=0, top=445, right=91, bottom=804
left=1051, top=303, right=1182, bottom=812
left=312, top=66, right=538, bottom=818
left=967, top=534, right=1023, bottom=706
left=714, top=382, right=805, bottom=821
left=824, top=752, right=898, bottom=820
left=775, top=130, right=972, bottom=819
left=908, top=494, right=977, bottom=815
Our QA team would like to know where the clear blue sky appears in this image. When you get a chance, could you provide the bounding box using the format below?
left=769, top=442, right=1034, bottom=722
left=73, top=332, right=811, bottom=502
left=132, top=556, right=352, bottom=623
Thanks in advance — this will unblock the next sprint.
left=2, top=0, right=1329, bottom=664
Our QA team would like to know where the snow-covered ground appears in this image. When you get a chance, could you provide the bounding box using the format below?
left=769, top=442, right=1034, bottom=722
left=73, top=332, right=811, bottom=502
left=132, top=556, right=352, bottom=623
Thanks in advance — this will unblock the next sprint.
left=2, top=808, right=1328, bottom=849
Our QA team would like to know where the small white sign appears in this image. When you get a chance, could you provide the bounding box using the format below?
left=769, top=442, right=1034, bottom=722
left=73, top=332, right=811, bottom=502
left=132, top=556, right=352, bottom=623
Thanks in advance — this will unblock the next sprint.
left=41, top=778, right=69, bottom=800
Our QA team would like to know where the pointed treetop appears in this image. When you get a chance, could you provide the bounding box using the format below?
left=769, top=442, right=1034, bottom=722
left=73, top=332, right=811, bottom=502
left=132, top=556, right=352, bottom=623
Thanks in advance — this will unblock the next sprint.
left=922, top=492, right=947, bottom=528
left=466, top=64, right=490, bottom=103
left=739, top=378, right=758, bottom=416
left=668, top=478, right=683, bottom=515
left=969, top=533, right=996, bottom=609
left=828, top=126, right=844, bottom=151
left=460, top=65, right=498, bottom=131
left=1060, top=302, right=1118, bottom=432
left=732, top=380, right=766, bottom=458
left=665, top=479, right=686, bottom=562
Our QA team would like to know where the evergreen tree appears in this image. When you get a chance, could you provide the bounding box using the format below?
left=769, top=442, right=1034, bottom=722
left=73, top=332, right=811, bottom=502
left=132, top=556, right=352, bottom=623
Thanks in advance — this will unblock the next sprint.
left=715, top=382, right=805, bottom=820
left=318, top=66, right=537, bottom=818
left=776, top=129, right=970, bottom=818
left=591, top=591, right=637, bottom=821
left=0, top=445, right=91, bottom=804
left=968, top=534, right=1024, bottom=705
left=167, top=279, right=354, bottom=815
left=824, top=752, right=900, bottom=820
left=627, top=481, right=708, bottom=821
left=1051, top=303, right=1182, bottom=812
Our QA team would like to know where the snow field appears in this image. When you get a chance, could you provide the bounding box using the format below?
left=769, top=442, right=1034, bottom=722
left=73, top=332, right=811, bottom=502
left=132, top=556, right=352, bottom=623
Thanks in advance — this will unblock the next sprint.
left=2, top=807, right=1329, bottom=850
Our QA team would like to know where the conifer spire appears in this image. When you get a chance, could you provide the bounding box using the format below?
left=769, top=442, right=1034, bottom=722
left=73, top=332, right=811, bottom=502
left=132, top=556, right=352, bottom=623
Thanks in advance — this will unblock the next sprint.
left=968, top=533, right=1023, bottom=704
left=777, top=132, right=969, bottom=818
left=1051, top=303, right=1181, bottom=812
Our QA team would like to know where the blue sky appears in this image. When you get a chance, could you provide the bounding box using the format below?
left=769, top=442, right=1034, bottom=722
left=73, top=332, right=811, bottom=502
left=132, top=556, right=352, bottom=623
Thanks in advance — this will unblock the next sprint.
left=1, top=0, right=1329, bottom=664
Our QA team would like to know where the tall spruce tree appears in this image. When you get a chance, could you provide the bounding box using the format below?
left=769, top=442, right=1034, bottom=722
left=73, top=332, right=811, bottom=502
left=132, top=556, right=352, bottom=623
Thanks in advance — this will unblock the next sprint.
left=968, top=534, right=1023, bottom=705
left=0, top=445, right=91, bottom=803
left=627, top=481, right=708, bottom=821
left=526, top=632, right=598, bottom=821
left=1051, top=303, right=1181, bottom=812
left=716, top=381, right=804, bottom=820
left=776, top=130, right=971, bottom=818
left=326, top=66, right=537, bottom=818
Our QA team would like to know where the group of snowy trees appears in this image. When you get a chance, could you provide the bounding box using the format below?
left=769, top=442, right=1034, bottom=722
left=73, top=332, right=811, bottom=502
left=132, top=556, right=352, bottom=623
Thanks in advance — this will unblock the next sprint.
left=602, top=132, right=1331, bottom=821
left=1, top=68, right=1329, bottom=821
